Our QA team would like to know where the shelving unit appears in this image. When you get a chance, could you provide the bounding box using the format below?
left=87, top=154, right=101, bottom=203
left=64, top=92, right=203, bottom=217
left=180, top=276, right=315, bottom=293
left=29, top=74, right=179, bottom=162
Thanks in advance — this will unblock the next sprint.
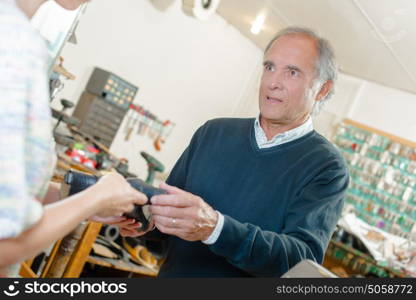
left=333, top=119, right=416, bottom=240
left=324, top=239, right=406, bottom=278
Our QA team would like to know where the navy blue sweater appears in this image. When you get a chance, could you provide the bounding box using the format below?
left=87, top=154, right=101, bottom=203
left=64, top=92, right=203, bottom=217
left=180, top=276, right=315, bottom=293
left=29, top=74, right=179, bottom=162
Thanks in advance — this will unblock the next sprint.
left=157, top=118, right=349, bottom=277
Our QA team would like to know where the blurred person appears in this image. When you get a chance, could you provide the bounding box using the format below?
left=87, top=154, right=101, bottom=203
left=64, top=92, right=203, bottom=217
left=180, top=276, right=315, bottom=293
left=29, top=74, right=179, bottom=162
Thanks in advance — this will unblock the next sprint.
left=0, top=0, right=147, bottom=277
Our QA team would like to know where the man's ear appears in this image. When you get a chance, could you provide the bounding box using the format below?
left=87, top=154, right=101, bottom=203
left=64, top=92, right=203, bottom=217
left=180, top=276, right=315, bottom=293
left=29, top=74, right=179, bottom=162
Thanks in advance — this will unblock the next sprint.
left=54, top=0, right=85, bottom=11
left=315, top=80, right=333, bottom=102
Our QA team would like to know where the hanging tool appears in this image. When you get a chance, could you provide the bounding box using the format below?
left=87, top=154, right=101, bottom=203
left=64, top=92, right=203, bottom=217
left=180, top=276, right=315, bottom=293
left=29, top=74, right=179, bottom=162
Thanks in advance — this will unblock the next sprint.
left=148, top=114, right=160, bottom=139
left=123, top=107, right=135, bottom=134
left=141, top=111, right=152, bottom=136
left=136, top=113, right=145, bottom=135
left=124, top=111, right=139, bottom=141
left=153, top=120, right=176, bottom=151
left=137, top=110, right=147, bottom=136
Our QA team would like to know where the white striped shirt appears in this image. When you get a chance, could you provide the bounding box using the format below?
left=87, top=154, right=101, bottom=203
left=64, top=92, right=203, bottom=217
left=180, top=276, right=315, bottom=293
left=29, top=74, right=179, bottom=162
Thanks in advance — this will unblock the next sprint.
left=254, top=116, right=314, bottom=148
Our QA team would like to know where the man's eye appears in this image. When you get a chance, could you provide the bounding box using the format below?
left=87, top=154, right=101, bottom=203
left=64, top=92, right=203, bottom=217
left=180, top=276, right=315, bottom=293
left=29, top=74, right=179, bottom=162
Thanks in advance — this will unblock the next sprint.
left=265, top=64, right=273, bottom=71
left=290, top=69, right=299, bottom=77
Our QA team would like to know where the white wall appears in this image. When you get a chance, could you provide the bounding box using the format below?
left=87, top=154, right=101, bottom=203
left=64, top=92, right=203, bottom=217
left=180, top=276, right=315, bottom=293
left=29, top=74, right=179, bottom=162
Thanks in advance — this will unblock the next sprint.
left=349, top=81, right=416, bottom=141
left=54, top=0, right=262, bottom=178
left=231, top=56, right=262, bottom=118
left=314, top=74, right=416, bottom=141
left=313, top=73, right=364, bottom=139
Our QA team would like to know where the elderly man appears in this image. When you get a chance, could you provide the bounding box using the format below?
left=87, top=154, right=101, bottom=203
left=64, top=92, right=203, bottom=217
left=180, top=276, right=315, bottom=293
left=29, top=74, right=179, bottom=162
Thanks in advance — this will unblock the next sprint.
left=120, top=27, right=349, bottom=277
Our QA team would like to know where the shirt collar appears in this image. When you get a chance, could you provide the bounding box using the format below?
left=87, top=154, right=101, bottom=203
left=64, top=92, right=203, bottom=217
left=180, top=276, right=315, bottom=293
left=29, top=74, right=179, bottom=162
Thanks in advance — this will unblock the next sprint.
left=254, top=115, right=314, bottom=148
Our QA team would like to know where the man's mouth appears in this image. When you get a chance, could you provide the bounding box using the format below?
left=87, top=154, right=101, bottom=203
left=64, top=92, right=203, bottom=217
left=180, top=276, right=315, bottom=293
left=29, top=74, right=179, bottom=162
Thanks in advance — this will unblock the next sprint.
left=266, top=96, right=283, bottom=103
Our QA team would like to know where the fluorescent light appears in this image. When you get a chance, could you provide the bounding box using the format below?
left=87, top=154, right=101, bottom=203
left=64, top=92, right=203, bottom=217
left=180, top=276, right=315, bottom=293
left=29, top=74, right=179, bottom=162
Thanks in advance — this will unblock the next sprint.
left=251, top=13, right=265, bottom=35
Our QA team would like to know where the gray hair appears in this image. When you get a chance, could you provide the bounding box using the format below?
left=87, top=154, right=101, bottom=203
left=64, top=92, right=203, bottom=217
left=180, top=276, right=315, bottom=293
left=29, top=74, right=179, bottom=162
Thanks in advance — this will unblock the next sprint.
left=264, top=27, right=338, bottom=115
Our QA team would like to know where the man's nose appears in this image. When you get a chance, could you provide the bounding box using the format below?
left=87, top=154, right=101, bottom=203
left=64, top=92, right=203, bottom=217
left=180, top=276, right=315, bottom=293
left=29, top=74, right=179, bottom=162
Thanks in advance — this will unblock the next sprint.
left=267, top=72, right=284, bottom=90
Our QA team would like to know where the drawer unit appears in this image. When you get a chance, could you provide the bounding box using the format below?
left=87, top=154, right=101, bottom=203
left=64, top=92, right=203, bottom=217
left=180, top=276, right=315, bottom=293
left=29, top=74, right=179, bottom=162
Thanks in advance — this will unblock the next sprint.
left=86, top=67, right=138, bottom=111
left=72, top=92, right=127, bottom=147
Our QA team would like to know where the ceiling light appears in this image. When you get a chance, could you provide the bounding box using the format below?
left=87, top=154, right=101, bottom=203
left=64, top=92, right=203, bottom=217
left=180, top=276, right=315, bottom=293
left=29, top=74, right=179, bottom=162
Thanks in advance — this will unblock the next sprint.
left=251, top=13, right=265, bottom=35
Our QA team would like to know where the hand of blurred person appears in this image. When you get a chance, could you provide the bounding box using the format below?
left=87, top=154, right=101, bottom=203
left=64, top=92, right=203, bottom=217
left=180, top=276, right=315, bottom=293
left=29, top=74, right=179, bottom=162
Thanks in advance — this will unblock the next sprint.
left=90, top=172, right=148, bottom=218
left=89, top=214, right=156, bottom=237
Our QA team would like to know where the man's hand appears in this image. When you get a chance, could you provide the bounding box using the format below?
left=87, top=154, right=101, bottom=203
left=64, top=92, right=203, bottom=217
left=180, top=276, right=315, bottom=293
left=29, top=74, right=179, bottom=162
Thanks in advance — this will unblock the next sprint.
left=149, top=182, right=218, bottom=241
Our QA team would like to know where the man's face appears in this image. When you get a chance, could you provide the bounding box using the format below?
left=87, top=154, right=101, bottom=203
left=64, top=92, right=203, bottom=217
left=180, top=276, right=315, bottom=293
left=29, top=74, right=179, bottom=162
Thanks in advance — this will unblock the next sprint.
left=259, top=34, right=320, bottom=125
left=54, top=0, right=89, bottom=10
